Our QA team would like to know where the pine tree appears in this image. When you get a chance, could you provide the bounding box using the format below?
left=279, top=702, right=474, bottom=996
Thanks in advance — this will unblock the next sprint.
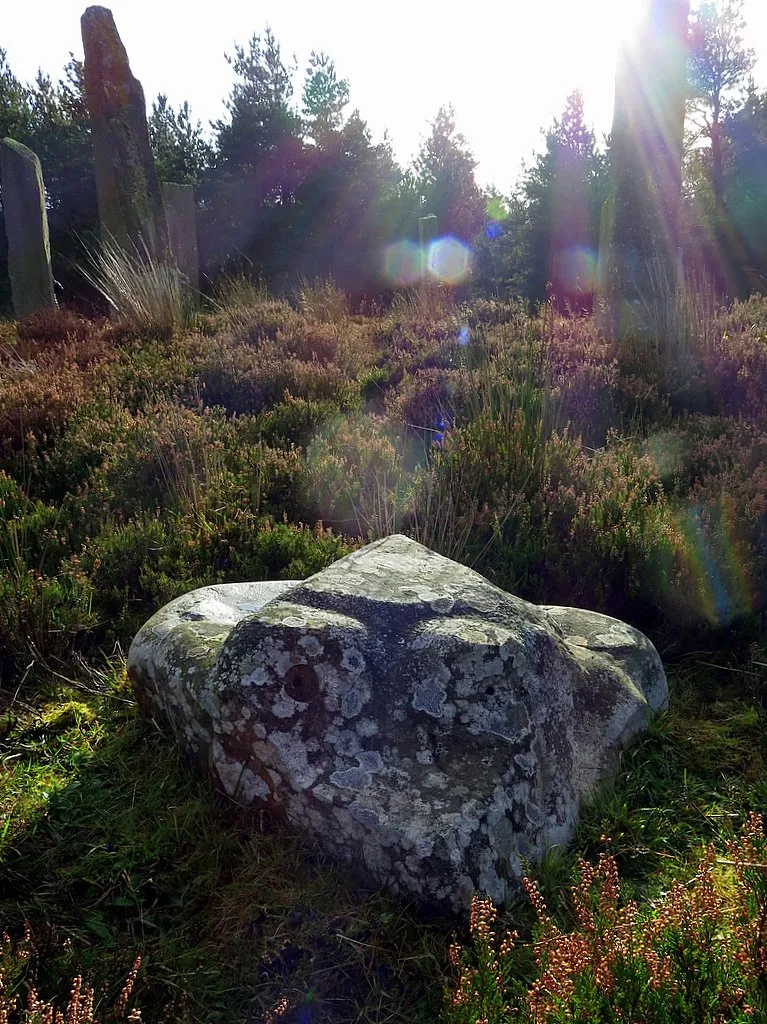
left=689, top=0, right=756, bottom=207
left=301, top=51, right=349, bottom=144
left=413, top=105, right=485, bottom=244
left=149, top=95, right=212, bottom=185
left=213, top=28, right=301, bottom=170
left=524, top=91, right=607, bottom=306
left=202, top=27, right=306, bottom=278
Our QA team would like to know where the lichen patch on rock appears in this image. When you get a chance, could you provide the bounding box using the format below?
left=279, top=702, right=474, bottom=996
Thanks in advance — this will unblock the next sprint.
left=128, top=536, right=668, bottom=913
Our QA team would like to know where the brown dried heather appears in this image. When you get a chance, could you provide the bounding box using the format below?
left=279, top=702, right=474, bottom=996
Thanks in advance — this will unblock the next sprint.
left=447, top=815, right=767, bottom=1023
left=264, top=995, right=290, bottom=1024
left=0, top=924, right=143, bottom=1024
left=191, top=333, right=360, bottom=417
left=704, top=328, right=767, bottom=425
left=15, top=308, right=95, bottom=347
left=0, top=363, right=93, bottom=456
left=114, top=957, right=141, bottom=1019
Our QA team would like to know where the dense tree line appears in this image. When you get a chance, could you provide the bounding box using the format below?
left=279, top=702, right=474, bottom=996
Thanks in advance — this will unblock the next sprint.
left=0, top=0, right=765, bottom=312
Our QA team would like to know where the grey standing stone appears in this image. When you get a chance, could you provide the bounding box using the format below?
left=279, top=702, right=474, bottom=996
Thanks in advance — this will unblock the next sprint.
left=162, top=182, right=199, bottom=300
left=128, top=536, right=668, bottom=914
left=0, top=138, right=58, bottom=319
left=81, top=6, right=170, bottom=261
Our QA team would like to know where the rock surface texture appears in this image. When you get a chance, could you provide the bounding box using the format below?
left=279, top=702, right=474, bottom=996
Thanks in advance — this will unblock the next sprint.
left=0, top=138, right=58, bottom=318
left=128, top=536, right=668, bottom=912
left=81, top=6, right=170, bottom=260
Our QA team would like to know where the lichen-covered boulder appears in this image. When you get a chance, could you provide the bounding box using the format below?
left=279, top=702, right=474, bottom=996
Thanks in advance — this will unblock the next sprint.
left=128, top=536, right=667, bottom=912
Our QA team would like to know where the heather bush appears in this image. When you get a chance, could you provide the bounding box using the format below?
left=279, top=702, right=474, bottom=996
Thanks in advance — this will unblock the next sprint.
left=215, top=295, right=304, bottom=344
left=255, top=395, right=346, bottom=449
left=191, top=339, right=360, bottom=417
left=101, top=338, right=195, bottom=413
left=704, top=327, right=767, bottom=424
left=82, top=406, right=301, bottom=525
left=554, top=361, right=621, bottom=447
left=81, top=403, right=240, bottom=520
left=359, top=364, right=399, bottom=413
left=406, top=331, right=553, bottom=575
left=271, top=319, right=378, bottom=380
left=0, top=560, right=95, bottom=679
left=375, top=289, right=467, bottom=371
left=0, top=925, right=143, bottom=1024
left=388, top=283, right=458, bottom=327
left=637, top=418, right=767, bottom=625
left=73, top=512, right=352, bottom=644
left=32, top=400, right=136, bottom=505
left=718, top=293, right=767, bottom=339
left=0, top=473, right=75, bottom=576
left=15, top=307, right=95, bottom=347
left=539, top=433, right=689, bottom=618
left=409, top=413, right=549, bottom=578
left=446, top=814, right=767, bottom=1024
left=295, top=277, right=348, bottom=324
left=0, top=362, right=94, bottom=460
left=460, top=297, right=529, bottom=328
left=302, top=414, right=412, bottom=537
left=615, top=289, right=767, bottom=426
left=630, top=263, right=721, bottom=364
left=384, top=367, right=463, bottom=434
left=544, top=315, right=621, bottom=445
left=275, top=321, right=340, bottom=364
left=0, top=321, right=19, bottom=349
left=647, top=417, right=767, bottom=497
left=382, top=327, right=466, bottom=379
left=0, top=477, right=95, bottom=677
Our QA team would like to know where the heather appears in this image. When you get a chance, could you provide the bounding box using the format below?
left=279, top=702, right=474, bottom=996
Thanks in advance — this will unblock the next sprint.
left=0, top=285, right=765, bottom=1022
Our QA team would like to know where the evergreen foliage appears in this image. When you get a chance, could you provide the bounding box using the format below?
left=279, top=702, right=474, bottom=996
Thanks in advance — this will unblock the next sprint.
left=148, top=95, right=212, bottom=186
left=0, top=4, right=766, bottom=307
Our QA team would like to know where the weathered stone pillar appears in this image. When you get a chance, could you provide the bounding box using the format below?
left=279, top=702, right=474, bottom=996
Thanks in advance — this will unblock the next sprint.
left=605, top=0, right=690, bottom=337
left=162, top=182, right=199, bottom=300
left=81, top=6, right=170, bottom=261
left=0, top=138, right=58, bottom=319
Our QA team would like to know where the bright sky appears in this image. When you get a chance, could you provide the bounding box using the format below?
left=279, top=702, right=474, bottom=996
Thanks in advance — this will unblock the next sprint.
left=3, top=0, right=767, bottom=191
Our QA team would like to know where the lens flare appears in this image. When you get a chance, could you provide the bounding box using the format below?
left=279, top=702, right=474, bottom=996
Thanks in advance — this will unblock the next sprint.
left=556, top=246, right=598, bottom=293
left=674, top=499, right=756, bottom=626
left=383, top=240, right=422, bottom=285
left=485, top=196, right=508, bottom=221
left=427, top=237, right=472, bottom=285
left=458, top=324, right=470, bottom=345
left=486, top=221, right=503, bottom=240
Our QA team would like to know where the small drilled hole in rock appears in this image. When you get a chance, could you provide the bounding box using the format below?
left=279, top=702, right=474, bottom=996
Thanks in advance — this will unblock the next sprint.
left=485, top=685, right=496, bottom=696
left=284, top=664, right=318, bottom=702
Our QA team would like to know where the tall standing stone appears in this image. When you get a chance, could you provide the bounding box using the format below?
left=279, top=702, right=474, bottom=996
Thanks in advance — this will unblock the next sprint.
left=81, top=6, right=170, bottom=261
left=0, top=138, right=58, bottom=319
left=604, top=0, right=690, bottom=336
left=162, top=182, right=199, bottom=300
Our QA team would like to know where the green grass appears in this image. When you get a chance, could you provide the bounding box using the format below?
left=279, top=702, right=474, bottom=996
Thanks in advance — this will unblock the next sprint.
left=0, top=655, right=764, bottom=1022
left=80, top=235, right=193, bottom=340
left=0, top=663, right=450, bottom=1023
